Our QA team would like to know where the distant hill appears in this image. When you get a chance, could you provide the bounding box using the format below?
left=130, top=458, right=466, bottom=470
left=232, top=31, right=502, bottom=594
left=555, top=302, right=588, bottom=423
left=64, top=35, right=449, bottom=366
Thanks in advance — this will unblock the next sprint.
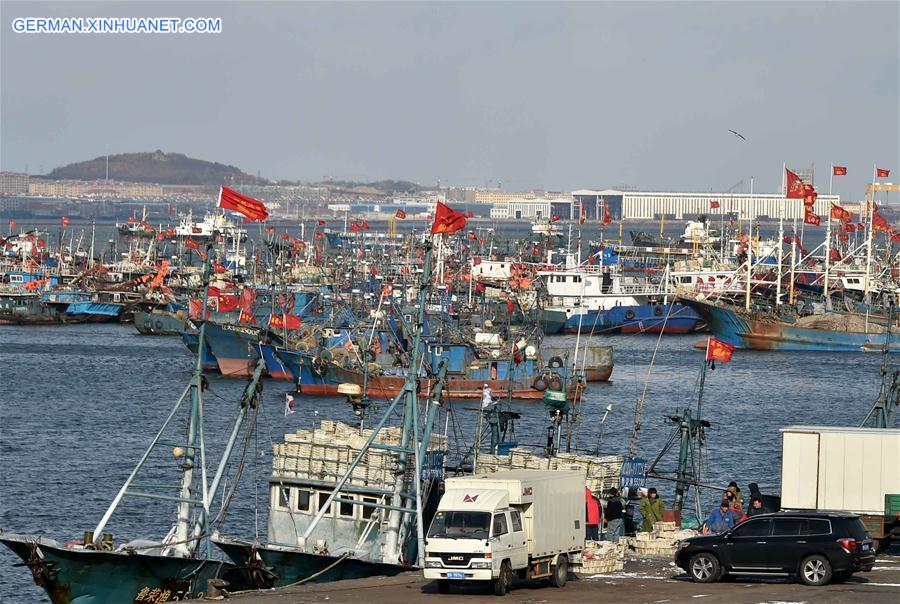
left=45, top=151, right=266, bottom=186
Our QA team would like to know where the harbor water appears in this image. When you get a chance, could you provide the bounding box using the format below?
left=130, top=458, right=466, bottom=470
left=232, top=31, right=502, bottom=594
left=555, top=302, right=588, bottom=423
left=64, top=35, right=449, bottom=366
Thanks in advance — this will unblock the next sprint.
left=0, top=323, right=885, bottom=602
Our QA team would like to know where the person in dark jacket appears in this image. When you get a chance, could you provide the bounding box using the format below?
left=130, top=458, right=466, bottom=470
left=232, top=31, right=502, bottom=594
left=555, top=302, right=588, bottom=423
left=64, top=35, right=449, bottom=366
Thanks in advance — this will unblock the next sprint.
left=604, top=487, right=625, bottom=542
left=746, top=496, right=765, bottom=517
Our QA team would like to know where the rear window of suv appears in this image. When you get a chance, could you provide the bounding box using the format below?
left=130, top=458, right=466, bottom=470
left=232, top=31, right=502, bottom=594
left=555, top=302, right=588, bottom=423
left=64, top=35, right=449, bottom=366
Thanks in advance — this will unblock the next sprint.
left=772, top=518, right=805, bottom=536
left=835, top=518, right=869, bottom=541
left=804, top=519, right=831, bottom=536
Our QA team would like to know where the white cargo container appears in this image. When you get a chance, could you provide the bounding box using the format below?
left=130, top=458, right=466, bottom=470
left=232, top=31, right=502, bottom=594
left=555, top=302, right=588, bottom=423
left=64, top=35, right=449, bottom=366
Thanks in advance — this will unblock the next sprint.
left=780, top=425, right=900, bottom=546
left=423, top=470, right=585, bottom=596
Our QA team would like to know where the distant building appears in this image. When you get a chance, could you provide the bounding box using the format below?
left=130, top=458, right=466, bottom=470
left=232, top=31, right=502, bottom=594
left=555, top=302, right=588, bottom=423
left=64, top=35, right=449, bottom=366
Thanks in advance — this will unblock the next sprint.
left=490, top=197, right=574, bottom=220
left=27, top=179, right=164, bottom=198
left=572, top=189, right=839, bottom=221
left=0, top=172, right=29, bottom=195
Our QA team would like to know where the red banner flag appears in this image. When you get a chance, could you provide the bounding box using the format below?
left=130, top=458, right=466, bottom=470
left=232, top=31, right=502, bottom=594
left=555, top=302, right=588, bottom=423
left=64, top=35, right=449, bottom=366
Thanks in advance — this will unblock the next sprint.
left=843, top=222, right=856, bottom=233
left=269, top=313, right=302, bottom=330
left=317, top=219, right=326, bottom=226
left=706, top=337, right=735, bottom=363
left=710, top=200, right=720, bottom=209
left=362, top=220, right=370, bottom=230
left=8, top=219, right=16, bottom=229
left=395, top=209, right=407, bottom=219
left=601, top=201, right=612, bottom=227
left=830, top=204, right=852, bottom=221
left=184, top=237, right=200, bottom=250
left=431, top=202, right=467, bottom=235
left=61, top=216, right=70, bottom=227
left=239, top=309, right=256, bottom=325
left=802, top=183, right=818, bottom=207
left=829, top=247, right=842, bottom=262
left=214, top=262, right=227, bottom=273
left=127, top=216, right=137, bottom=223
left=833, top=166, right=847, bottom=176
left=551, top=214, right=560, bottom=222
left=804, top=208, right=821, bottom=226
left=579, top=203, right=586, bottom=225
left=877, top=168, right=891, bottom=178
left=217, top=186, right=268, bottom=222
left=786, top=168, right=805, bottom=199
left=349, top=222, right=362, bottom=232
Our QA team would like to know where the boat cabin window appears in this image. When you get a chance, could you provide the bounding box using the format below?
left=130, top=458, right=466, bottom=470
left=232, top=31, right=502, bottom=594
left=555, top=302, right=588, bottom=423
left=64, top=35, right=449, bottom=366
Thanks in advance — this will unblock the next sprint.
left=273, top=485, right=290, bottom=511
left=295, top=489, right=312, bottom=513
left=572, top=276, right=582, bottom=283
left=10, top=275, right=23, bottom=283
left=492, top=513, right=509, bottom=537
left=338, top=496, right=356, bottom=519
left=317, top=491, right=333, bottom=515
left=361, top=496, right=378, bottom=520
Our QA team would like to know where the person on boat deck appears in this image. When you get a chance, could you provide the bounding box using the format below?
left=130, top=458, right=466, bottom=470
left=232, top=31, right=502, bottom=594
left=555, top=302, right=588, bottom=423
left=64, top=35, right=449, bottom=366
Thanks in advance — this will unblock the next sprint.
left=585, top=487, right=601, bottom=541
left=604, top=487, right=625, bottom=542
left=481, top=384, right=497, bottom=409
left=726, top=481, right=744, bottom=510
left=705, top=501, right=736, bottom=534
left=639, top=487, right=665, bottom=532
left=747, top=496, right=765, bottom=518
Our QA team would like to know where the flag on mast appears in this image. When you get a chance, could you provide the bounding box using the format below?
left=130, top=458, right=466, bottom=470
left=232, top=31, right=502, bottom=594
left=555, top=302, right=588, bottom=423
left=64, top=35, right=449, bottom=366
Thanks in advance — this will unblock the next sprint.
left=705, top=336, right=735, bottom=368
left=217, top=186, right=269, bottom=222
left=832, top=166, right=847, bottom=176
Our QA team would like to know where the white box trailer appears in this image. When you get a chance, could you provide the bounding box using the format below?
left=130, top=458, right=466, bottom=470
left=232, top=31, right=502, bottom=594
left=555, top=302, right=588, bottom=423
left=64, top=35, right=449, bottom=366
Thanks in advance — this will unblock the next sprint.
left=423, top=470, right=585, bottom=596
left=780, top=425, right=900, bottom=546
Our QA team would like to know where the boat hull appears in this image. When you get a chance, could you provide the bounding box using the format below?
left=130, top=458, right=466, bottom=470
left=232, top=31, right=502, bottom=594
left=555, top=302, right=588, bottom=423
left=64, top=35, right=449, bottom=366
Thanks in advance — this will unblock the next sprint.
left=134, top=310, right=187, bottom=336
left=0, top=535, right=235, bottom=604
left=213, top=538, right=406, bottom=589
left=679, top=297, right=900, bottom=352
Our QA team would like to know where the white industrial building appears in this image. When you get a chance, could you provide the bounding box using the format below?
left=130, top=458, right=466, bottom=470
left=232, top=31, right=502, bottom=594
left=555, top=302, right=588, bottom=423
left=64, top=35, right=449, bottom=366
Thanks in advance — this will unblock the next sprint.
left=571, top=189, right=840, bottom=221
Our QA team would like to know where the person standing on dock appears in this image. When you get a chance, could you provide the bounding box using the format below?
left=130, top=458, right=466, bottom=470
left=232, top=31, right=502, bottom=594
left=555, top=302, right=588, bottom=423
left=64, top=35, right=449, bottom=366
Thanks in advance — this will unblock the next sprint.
left=585, top=487, right=601, bottom=541
left=604, top=487, right=625, bottom=542
left=704, top=501, right=736, bottom=534
left=746, top=497, right=765, bottom=518
left=639, top=487, right=665, bottom=532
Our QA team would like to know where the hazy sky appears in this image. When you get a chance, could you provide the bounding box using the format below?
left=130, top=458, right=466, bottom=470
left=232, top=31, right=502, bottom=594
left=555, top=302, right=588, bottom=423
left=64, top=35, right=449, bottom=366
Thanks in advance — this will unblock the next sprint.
left=2, top=1, right=897, bottom=197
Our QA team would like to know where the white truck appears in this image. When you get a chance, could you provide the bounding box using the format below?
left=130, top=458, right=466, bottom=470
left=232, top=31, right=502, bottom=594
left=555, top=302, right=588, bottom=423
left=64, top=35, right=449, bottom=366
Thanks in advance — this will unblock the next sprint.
left=423, top=469, right=585, bottom=596
left=780, top=425, right=900, bottom=550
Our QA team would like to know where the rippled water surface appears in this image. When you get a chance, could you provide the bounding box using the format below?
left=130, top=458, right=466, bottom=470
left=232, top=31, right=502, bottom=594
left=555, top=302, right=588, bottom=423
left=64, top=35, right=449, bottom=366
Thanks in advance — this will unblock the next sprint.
left=0, top=323, right=887, bottom=601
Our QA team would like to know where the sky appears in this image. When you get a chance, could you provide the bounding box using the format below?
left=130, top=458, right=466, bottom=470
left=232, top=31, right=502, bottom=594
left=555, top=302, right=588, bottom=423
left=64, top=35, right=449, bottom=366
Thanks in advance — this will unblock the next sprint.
left=1, top=1, right=898, bottom=198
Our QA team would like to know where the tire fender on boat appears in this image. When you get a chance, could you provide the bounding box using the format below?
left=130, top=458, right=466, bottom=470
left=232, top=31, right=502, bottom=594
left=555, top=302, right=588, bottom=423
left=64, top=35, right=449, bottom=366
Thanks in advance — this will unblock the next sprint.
left=548, top=355, right=564, bottom=369
left=625, top=309, right=636, bottom=320
left=532, top=376, right=548, bottom=391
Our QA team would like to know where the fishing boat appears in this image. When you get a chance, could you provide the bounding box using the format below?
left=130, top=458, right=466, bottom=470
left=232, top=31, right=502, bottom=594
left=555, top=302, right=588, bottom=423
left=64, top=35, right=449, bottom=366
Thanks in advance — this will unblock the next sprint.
left=212, top=235, right=451, bottom=589
left=679, top=293, right=900, bottom=352
left=1, top=249, right=264, bottom=602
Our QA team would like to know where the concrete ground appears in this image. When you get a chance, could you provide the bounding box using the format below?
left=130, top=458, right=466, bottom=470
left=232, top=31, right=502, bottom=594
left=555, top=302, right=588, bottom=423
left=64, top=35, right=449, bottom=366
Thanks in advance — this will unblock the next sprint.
left=228, top=549, right=900, bottom=603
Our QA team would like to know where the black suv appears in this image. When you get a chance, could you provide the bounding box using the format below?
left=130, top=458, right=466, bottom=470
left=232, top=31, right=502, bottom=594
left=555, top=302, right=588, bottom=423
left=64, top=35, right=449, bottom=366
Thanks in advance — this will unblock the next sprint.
left=675, top=512, right=876, bottom=586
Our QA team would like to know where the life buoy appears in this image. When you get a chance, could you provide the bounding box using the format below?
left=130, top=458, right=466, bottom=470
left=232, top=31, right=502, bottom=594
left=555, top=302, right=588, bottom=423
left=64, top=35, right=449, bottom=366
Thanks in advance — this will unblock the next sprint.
left=625, top=309, right=636, bottom=320
left=654, top=306, right=663, bottom=317
left=319, top=348, right=334, bottom=361
left=532, top=376, right=548, bottom=392
left=548, top=356, right=564, bottom=369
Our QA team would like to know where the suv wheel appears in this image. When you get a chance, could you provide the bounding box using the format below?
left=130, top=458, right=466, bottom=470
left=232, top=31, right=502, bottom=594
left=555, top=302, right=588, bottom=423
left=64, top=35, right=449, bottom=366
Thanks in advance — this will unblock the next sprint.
left=493, top=561, right=512, bottom=596
left=799, top=554, right=832, bottom=586
left=550, top=555, right=568, bottom=588
left=689, top=553, right=721, bottom=583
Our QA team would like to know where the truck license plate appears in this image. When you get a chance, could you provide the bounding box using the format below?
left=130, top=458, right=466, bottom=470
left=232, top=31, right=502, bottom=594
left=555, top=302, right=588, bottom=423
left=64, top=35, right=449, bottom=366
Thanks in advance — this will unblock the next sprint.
left=447, top=572, right=466, bottom=579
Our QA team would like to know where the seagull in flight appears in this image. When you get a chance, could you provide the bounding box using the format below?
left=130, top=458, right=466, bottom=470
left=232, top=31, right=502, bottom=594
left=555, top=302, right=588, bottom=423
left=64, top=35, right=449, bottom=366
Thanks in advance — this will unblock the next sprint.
left=728, top=129, right=747, bottom=141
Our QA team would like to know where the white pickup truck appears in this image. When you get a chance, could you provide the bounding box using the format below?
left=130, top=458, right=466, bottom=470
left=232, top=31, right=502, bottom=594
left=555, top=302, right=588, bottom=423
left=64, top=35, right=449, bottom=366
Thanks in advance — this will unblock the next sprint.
left=423, top=469, right=585, bottom=596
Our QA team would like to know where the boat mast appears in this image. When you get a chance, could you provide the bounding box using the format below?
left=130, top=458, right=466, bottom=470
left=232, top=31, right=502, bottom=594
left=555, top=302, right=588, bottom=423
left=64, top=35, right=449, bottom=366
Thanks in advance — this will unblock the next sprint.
left=745, top=177, right=753, bottom=312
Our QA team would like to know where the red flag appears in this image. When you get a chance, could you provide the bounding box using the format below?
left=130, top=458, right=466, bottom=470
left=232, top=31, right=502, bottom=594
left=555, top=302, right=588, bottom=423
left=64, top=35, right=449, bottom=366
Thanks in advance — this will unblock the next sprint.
left=843, top=222, right=856, bottom=233
left=706, top=337, right=735, bottom=363
left=830, top=204, right=851, bottom=221
left=601, top=201, right=612, bottom=227
left=265, top=226, right=276, bottom=235
left=218, top=186, right=268, bottom=222
left=829, top=247, right=842, bottom=262
left=468, top=231, right=477, bottom=240
left=431, top=202, right=467, bottom=235
left=877, top=168, right=891, bottom=178
left=467, top=210, right=474, bottom=218
left=872, top=211, right=891, bottom=232
left=362, top=220, right=370, bottom=230
left=710, top=200, right=720, bottom=209
left=188, top=298, right=209, bottom=320
left=314, top=231, right=325, bottom=240
left=785, top=168, right=805, bottom=199
left=127, top=216, right=137, bottom=224
left=214, top=262, right=227, bottom=273
left=269, top=313, right=302, bottom=330
left=61, top=216, right=70, bottom=227
left=802, top=183, right=818, bottom=207
left=551, top=214, right=560, bottom=222
left=892, top=231, right=900, bottom=243
left=395, top=209, right=407, bottom=219
left=506, top=298, right=516, bottom=313
left=349, top=222, right=362, bottom=232
left=8, top=219, right=17, bottom=229
left=317, top=219, right=326, bottom=226
left=184, top=237, right=200, bottom=250
left=156, top=232, right=166, bottom=241
left=833, top=166, right=847, bottom=176
left=579, top=203, right=586, bottom=225
left=239, top=309, right=256, bottom=325
left=837, top=232, right=850, bottom=242
left=280, top=233, right=290, bottom=240
left=804, top=208, right=821, bottom=226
